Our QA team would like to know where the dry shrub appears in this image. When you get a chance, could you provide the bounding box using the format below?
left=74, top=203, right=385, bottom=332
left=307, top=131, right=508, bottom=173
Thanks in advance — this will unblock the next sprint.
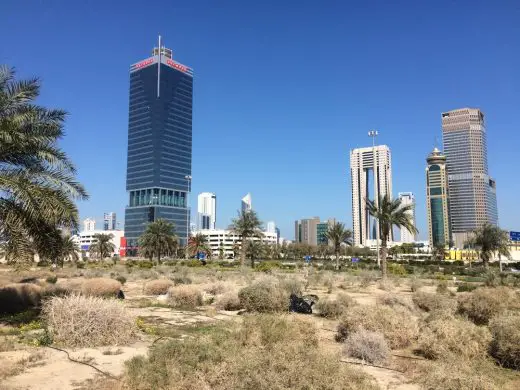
left=0, top=283, right=42, bottom=314
left=336, top=305, right=418, bottom=349
left=203, top=282, right=230, bottom=295
left=61, top=278, right=83, bottom=293
left=42, top=295, right=135, bottom=347
left=410, top=277, right=424, bottom=292
left=376, top=278, right=394, bottom=291
left=412, top=291, right=456, bottom=315
left=489, top=312, right=520, bottom=369
left=359, top=271, right=377, bottom=288
left=417, top=317, right=491, bottom=360
left=143, top=279, right=173, bottom=295
left=457, top=287, right=518, bottom=325
left=343, top=329, right=390, bottom=364
left=417, top=357, right=504, bottom=390
left=122, top=314, right=378, bottom=390
left=81, top=278, right=122, bottom=298
left=167, top=285, right=203, bottom=309
left=238, top=277, right=288, bottom=313
left=215, top=291, right=242, bottom=311
left=315, top=293, right=356, bottom=319
left=376, top=294, right=413, bottom=311
left=279, top=277, right=303, bottom=295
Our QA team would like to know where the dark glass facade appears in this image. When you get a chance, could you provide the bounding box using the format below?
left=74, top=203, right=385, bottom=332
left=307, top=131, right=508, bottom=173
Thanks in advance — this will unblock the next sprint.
left=124, top=50, right=193, bottom=249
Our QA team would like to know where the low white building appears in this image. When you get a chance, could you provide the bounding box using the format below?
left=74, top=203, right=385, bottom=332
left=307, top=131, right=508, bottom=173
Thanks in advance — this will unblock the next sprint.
left=192, top=229, right=277, bottom=258
left=73, top=230, right=124, bottom=257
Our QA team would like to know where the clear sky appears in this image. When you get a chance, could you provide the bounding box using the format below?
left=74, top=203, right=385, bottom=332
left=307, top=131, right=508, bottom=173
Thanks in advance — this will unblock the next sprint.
left=2, top=1, right=520, bottom=240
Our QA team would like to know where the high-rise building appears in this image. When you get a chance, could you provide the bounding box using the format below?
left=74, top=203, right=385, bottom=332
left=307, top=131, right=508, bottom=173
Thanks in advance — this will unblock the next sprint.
left=350, top=145, right=393, bottom=246
left=197, top=192, right=216, bottom=230
left=83, top=218, right=96, bottom=233
left=294, top=217, right=320, bottom=245
left=442, top=108, right=498, bottom=248
left=241, top=193, right=252, bottom=212
left=266, top=221, right=276, bottom=234
left=398, top=193, right=416, bottom=243
left=124, top=38, right=193, bottom=249
left=103, top=212, right=117, bottom=231
left=317, top=219, right=336, bottom=245
left=426, top=148, right=452, bottom=248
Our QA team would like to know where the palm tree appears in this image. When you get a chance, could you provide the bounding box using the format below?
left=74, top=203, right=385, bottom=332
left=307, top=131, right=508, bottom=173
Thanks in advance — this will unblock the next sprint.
left=473, top=223, right=511, bottom=269
left=138, top=219, right=178, bottom=263
left=56, top=235, right=80, bottom=267
left=366, top=194, right=418, bottom=278
left=89, top=233, right=115, bottom=260
left=246, top=240, right=265, bottom=268
left=431, top=243, right=446, bottom=261
left=230, top=209, right=263, bottom=266
left=0, top=66, right=88, bottom=265
left=187, top=233, right=210, bottom=259
left=324, top=222, right=353, bottom=270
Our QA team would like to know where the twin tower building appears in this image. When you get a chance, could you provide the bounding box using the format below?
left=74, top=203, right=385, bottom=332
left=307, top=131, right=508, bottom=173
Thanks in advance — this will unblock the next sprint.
left=351, top=108, right=498, bottom=249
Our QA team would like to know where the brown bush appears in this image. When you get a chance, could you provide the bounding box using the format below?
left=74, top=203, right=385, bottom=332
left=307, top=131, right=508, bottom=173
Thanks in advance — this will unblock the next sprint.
left=42, top=295, right=135, bottom=347
left=167, top=285, right=203, bottom=309
left=215, top=291, right=242, bottom=311
left=0, top=283, right=42, bottom=314
left=121, top=314, right=378, bottom=390
left=336, top=305, right=418, bottom=349
left=376, top=294, right=414, bottom=311
left=457, top=287, right=518, bottom=325
left=343, top=329, right=389, bottom=364
left=417, top=317, right=491, bottom=360
left=81, top=278, right=122, bottom=298
left=315, top=293, right=356, bottom=319
left=203, top=282, right=230, bottom=296
left=238, top=277, right=288, bottom=313
left=489, top=312, right=520, bottom=369
left=143, top=279, right=174, bottom=295
left=417, top=357, right=504, bottom=390
left=412, top=291, right=457, bottom=315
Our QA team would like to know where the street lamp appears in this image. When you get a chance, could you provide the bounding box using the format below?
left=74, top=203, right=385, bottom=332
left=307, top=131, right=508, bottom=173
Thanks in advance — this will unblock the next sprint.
left=184, top=175, right=192, bottom=247
left=368, top=130, right=380, bottom=268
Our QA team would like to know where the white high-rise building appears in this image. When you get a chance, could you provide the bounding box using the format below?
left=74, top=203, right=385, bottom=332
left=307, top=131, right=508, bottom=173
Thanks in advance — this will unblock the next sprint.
left=350, top=145, right=392, bottom=246
left=241, top=193, right=252, bottom=212
left=398, top=192, right=416, bottom=243
left=103, top=212, right=117, bottom=231
left=197, top=192, right=216, bottom=230
left=266, top=221, right=276, bottom=234
left=83, top=218, right=96, bottom=232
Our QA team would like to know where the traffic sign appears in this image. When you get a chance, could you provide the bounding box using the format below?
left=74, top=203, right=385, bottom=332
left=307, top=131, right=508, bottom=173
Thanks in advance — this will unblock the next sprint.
left=510, top=231, right=520, bottom=242
left=305, top=256, right=311, bottom=263
left=352, top=257, right=359, bottom=263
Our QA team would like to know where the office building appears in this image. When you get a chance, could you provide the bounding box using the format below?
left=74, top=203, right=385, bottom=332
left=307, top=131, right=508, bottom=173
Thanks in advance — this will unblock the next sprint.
left=73, top=230, right=125, bottom=258
left=442, top=108, right=498, bottom=248
left=197, top=192, right=216, bottom=230
left=398, top=193, right=416, bottom=243
left=191, top=229, right=277, bottom=259
left=350, top=145, right=392, bottom=246
left=241, top=193, right=252, bottom=212
left=295, top=217, right=320, bottom=245
left=103, top=212, right=117, bottom=231
left=426, top=148, right=452, bottom=248
left=275, top=227, right=281, bottom=244
left=317, top=218, right=336, bottom=245
left=124, top=38, right=193, bottom=249
left=83, top=218, right=96, bottom=233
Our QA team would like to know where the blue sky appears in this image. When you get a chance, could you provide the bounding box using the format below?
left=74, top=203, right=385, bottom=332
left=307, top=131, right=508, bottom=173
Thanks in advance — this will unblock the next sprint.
left=2, top=1, right=519, bottom=240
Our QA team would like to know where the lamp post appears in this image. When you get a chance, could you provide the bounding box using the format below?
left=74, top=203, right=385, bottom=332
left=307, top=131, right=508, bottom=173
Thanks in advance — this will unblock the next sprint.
left=184, top=175, right=192, bottom=248
left=368, top=130, right=380, bottom=268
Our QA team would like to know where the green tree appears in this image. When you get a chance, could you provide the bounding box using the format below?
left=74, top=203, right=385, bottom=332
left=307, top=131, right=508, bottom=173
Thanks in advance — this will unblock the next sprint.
left=431, top=243, right=446, bottom=261
left=366, top=195, right=418, bottom=278
left=230, top=210, right=263, bottom=266
left=246, top=240, right=265, bottom=268
left=0, top=66, right=88, bottom=265
left=89, top=233, right=115, bottom=260
left=473, top=223, right=511, bottom=269
left=218, top=242, right=225, bottom=260
left=56, top=235, right=80, bottom=267
left=324, top=222, right=353, bottom=270
left=138, top=219, right=178, bottom=263
left=187, top=233, right=211, bottom=258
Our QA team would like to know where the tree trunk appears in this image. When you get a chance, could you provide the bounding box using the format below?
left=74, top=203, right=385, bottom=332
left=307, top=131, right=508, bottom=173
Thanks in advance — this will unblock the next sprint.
left=381, top=240, right=388, bottom=279
left=499, top=253, right=503, bottom=273
left=335, top=249, right=339, bottom=271
left=240, top=237, right=247, bottom=267
left=251, top=257, right=255, bottom=268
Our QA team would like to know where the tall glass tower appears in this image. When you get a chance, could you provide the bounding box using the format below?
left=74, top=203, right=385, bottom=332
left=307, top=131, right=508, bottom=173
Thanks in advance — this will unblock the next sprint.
left=442, top=108, right=498, bottom=248
left=124, top=38, right=193, bottom=252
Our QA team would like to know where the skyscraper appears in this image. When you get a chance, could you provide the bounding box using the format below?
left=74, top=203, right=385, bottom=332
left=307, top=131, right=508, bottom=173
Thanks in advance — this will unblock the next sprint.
left=350, top=145, right=392, bottom=246
left=294, top=217, right=320, bottom=245
left=426, top=148, right=451, bottom=248
left=197, top=192, right=216, bottom=230
left=442, top=108, right=498, bottom=248
left=398, top=193, right=416, bottom=243
left=241, top=193, right=252, bottom=212
left=103, top=212, right=116, bottom=231
left=83, top=218, right=96, bottom=232
left=124, top=38, right=193, bottom=249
